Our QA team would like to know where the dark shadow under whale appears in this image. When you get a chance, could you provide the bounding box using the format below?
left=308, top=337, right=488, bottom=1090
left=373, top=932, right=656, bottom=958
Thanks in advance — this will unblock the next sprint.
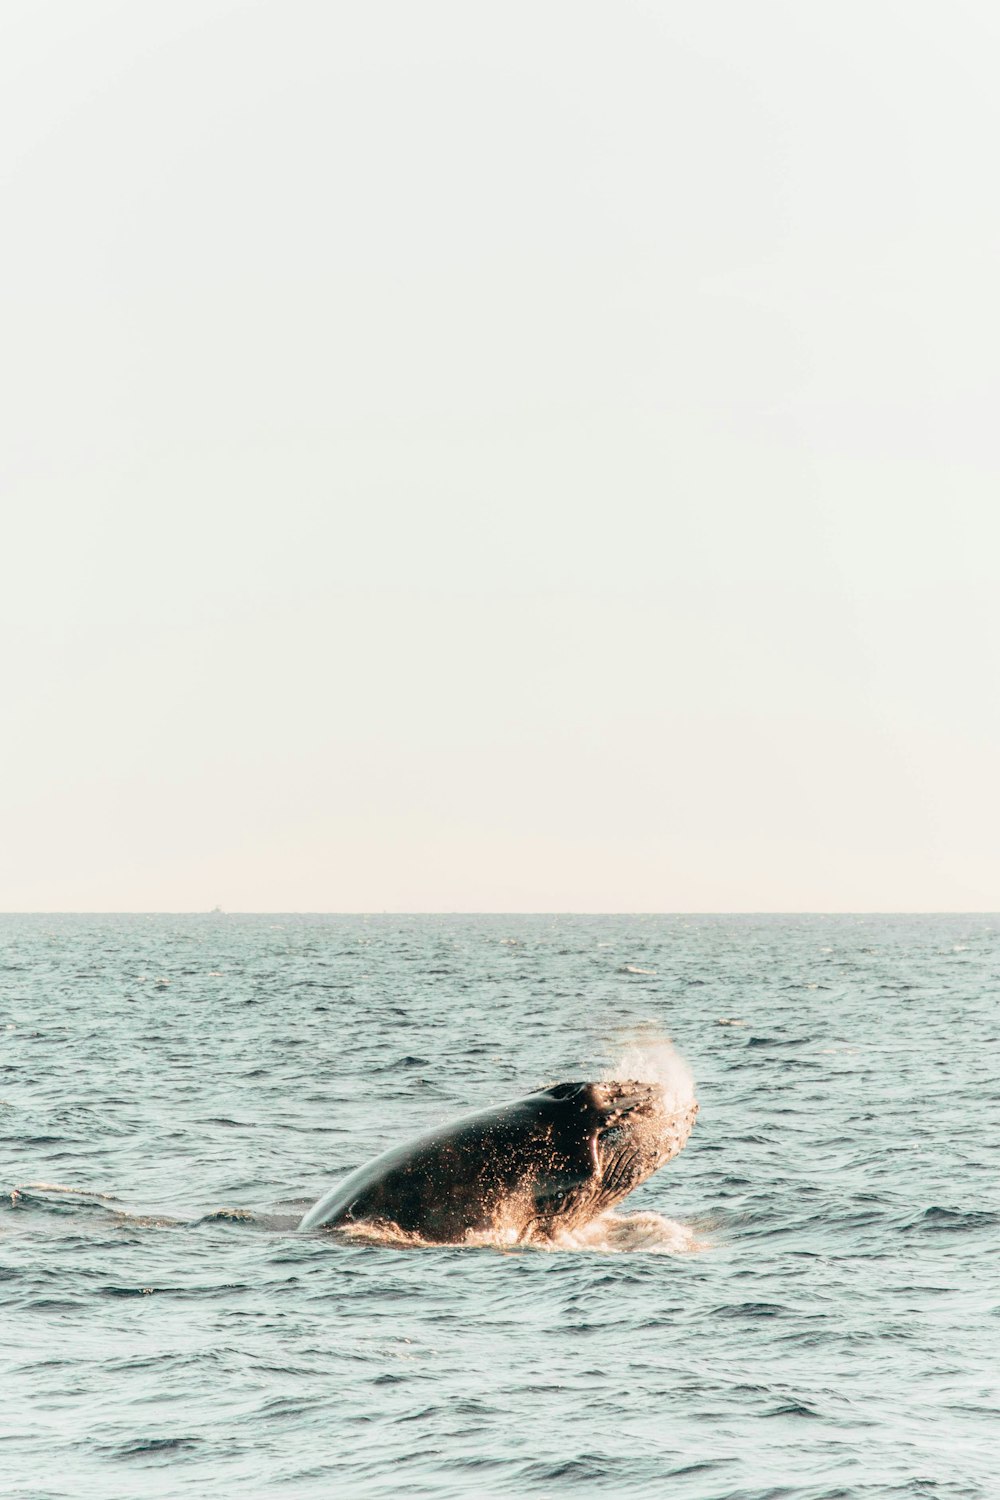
left=299, top=1079, right=698, bottom=1244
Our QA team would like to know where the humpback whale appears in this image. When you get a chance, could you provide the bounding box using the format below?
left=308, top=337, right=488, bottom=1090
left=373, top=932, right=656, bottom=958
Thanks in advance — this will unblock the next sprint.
left=299, top=1078, right=697, bottom=1243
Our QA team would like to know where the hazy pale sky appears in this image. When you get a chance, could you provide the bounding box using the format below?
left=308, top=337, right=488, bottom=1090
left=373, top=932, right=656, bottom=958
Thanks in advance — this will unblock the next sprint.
left=2, top=0, right=998, bottom=911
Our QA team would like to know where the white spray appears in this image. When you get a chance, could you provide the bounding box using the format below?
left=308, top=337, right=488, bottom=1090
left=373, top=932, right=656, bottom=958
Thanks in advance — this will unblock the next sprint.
left=605, top=1030, right=697, bottom=1119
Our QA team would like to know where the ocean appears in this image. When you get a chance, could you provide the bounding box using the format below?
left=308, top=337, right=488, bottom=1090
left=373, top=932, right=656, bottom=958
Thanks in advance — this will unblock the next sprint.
left=2, top=913, right=997, bottom=1498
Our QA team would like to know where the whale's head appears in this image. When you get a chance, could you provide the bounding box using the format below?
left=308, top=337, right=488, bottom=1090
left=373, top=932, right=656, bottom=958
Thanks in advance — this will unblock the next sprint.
left=529, top=1079, right=698, bottom=1231
left=589, top=1078, right=698, bottom=1210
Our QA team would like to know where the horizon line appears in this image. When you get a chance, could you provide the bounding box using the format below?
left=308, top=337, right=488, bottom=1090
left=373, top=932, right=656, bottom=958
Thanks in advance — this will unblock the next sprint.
left=1, top=909, right=997, bottom=918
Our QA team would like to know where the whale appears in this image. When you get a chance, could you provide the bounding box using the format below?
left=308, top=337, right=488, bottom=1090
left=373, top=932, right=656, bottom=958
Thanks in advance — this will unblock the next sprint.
left=298, top=1078, right=698, bottom=1243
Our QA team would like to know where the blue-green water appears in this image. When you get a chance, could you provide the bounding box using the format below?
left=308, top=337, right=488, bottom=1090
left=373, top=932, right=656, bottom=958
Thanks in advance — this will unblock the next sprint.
left=2, top=914, right=998, bottom=1498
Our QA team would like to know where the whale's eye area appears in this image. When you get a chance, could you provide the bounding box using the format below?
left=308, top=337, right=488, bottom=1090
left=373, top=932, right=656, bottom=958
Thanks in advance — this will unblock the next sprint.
left=556, top=1190, right=564, bottom=1200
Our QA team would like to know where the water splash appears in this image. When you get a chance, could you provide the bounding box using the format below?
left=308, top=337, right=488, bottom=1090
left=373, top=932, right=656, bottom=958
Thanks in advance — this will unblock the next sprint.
left=338, top=1209, right=704, bottom=1255
left=544, top=1209, right=705, bottom=1254
left=604, top=1028, right=697, bottom=1118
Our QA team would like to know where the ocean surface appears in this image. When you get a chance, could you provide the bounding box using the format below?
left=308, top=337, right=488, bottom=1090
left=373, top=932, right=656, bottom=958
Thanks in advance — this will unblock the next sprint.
left=2, top=913, right=998, bottom=1499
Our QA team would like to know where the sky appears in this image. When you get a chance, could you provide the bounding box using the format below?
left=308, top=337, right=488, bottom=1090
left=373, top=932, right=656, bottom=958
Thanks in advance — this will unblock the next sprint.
left=1, top=0, right=998, bottom=912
